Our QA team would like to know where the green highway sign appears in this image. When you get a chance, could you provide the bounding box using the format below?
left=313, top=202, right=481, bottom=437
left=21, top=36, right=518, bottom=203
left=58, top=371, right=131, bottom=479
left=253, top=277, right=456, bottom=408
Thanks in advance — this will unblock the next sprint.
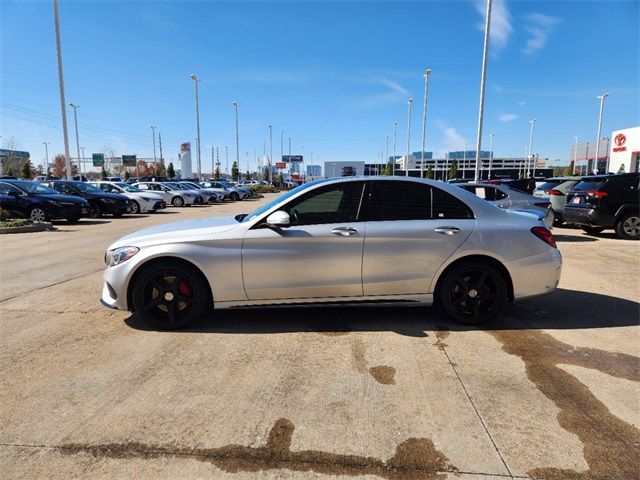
left=122, top=155, right=137, bottom=167
left=92, top=153, right=105, bottom=167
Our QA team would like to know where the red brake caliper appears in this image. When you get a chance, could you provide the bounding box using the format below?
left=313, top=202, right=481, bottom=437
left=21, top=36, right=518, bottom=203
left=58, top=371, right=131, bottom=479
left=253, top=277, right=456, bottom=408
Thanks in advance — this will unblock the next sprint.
left=178, top=280, right=192, bottom=296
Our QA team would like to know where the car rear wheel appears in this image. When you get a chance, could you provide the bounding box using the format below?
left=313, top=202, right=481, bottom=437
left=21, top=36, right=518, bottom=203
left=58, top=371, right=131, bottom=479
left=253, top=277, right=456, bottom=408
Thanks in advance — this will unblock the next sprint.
left=615, top=213, right=640, bottom=240
left=172, top=196, right=184, bottom=207
left=229, top=192, right=240, bottom=201
left=438, top=261, right=507, bottom=325
left=130, top=200, right=141, bottom=214
left=582, top=226, right=605, bottom=235
left=131, top=261, right=210, bottom=330
left=89, top=203, right=101, bottom=218
left=29, top=206, right=47, bottom=222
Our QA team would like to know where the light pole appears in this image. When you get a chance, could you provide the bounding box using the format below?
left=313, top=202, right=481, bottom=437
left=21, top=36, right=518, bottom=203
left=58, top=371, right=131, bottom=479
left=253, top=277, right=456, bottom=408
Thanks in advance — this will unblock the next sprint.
left=150, top=125, right=157, bottom=163
left=52, top=0, right=72, bottom=180
left=189, top=74, right=202, bottom=179
left=288, top=137, right=292, bottom=180
left=225, top=145, right=229, bottom=177
left=43, top=142, right=50, bottom=177
left=406, top=98, right=413, bottom=176
left=463, top=143, right=467, bottom=179
left=80, top=146, right=85, bottom=177
left=233, top=102, right=240, bottom=177
left=392, top=121, right=397, bottom=175
left=473, top=0, right=492, bottom=183
left=268, top=124, right=273, bottom=183
left=572, top=136, right=580, bottom=175
left=69, top=103, right=81, bottom=180
left=488, top=133, right=494, bottom=179
left=420, top=68, right=431, bottom=178
left=385, top=134, right=389, bottom=175
left=528, top=118, right=537, bottom=178
left=594, top=92, right=610, bottom=174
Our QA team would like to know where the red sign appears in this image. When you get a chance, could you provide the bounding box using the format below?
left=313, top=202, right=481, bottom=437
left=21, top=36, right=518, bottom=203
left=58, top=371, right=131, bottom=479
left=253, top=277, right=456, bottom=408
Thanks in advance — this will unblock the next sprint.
left=614, top=134, right=626, bottom=147
left=276, top=162, right=286, bottom=169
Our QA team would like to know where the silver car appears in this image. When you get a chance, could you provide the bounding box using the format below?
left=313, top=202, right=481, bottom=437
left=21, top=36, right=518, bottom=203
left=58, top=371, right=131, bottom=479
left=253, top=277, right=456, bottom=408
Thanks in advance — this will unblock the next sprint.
left=101, top=177, right=561, bottom=329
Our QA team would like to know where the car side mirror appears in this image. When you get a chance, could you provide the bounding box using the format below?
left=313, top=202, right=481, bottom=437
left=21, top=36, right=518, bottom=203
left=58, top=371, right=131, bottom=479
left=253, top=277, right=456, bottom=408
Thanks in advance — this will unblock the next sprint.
left=266, top=210, right=290, bottom=228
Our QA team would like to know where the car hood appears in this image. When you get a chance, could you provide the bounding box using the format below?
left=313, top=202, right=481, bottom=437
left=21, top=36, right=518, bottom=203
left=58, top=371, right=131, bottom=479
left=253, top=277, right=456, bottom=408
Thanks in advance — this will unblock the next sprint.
left=109, top=215, right=241, bottom=249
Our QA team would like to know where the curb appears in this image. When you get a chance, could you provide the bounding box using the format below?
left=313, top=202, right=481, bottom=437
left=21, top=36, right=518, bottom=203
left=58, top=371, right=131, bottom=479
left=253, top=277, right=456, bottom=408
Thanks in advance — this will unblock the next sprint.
left=0, top=222, right=54, bottom=234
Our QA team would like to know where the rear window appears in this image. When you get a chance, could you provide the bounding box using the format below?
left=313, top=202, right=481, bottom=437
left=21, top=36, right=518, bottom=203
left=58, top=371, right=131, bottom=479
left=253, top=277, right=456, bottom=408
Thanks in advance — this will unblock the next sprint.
left=537, top=181, right=562, bottom=191
left=572, top=179, right=606, bottom=191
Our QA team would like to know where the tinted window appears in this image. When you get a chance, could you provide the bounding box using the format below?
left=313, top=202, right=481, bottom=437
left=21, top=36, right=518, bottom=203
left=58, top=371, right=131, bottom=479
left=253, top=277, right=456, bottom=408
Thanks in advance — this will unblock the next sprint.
left=573, top=178, right=606, bottom=191
left=0, top=182, right=20, bottom=195
left=283, top=182, right=364, bottom=225
left=432, top=187, right=474, bottom=219
left=365, top=181, right=431, bottom=221
left=607, top=175, right=639, bottom=191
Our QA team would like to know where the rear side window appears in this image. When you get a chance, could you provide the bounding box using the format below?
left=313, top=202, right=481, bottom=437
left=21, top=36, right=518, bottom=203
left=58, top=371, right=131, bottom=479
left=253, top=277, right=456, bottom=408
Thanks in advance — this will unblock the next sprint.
left=432, top=187, right=474, bottom=219
left=0, top=182, right=20, bottom=195
left=365, top=181, right=431, bottom=221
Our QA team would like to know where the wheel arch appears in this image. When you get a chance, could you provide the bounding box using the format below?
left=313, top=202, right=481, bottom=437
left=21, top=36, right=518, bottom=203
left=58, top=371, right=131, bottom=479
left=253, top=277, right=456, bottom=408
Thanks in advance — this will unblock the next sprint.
left=615, top=204, right=639, bottom=220
left=432, top=254, right=514, bottom=304
left=126, top=256, right=214, bottom=311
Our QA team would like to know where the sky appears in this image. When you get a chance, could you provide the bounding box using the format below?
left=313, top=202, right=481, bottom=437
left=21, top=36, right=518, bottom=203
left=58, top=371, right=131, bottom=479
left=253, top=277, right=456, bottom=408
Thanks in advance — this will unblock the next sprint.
left=1, top=0, right=639, bottom=173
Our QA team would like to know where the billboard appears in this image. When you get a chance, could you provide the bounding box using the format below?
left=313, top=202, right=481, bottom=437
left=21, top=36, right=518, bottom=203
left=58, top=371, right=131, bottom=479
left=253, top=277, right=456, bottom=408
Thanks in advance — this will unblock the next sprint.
left=282, top=155, right=303, bottom=162
left=92, top=153, right=105, bottom=167
left=122, top=155, right=137, bottom=167
left=275, top=162, right=286, bottom=169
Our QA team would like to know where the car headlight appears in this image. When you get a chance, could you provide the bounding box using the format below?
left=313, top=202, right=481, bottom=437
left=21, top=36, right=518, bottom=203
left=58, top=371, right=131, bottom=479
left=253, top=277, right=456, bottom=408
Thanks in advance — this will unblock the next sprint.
left=141, top=196, right=154, bottom=201
left=106, top=246, right=140, bottom=266
left=100, top=198, right=115, bottom=203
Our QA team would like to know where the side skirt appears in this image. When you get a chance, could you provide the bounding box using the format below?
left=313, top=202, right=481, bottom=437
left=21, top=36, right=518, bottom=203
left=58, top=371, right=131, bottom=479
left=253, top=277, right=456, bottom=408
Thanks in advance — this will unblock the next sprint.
left=215, top=294, right=433, bottom=309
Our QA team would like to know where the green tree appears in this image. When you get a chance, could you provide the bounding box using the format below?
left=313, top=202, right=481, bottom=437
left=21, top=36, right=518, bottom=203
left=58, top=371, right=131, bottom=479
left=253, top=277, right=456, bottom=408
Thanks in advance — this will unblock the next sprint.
left=124, top=170, right=131, bottom=180
left=100, top=166, right=108, bottom=180
left=617, top=163, right=626, bottom=174
left=448, top=159, right=458, bottom=179
left=381, top=163, right=393, bottom=176
left=561, top=161, right=574, bottom=176
left=21, top=160, right=33, bottom=179
left=426, top=165, right=434, bottom=179
left=167, top=162, right=175, bottom=179
left=231, top=161, right=239, bottom=181
left=214, top=164, right=221, bottom=180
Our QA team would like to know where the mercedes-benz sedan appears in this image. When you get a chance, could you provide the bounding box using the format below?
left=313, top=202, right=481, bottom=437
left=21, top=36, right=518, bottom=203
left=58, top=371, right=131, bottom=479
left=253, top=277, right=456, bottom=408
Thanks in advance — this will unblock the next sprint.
left=101, top=177, right=562, bottom=329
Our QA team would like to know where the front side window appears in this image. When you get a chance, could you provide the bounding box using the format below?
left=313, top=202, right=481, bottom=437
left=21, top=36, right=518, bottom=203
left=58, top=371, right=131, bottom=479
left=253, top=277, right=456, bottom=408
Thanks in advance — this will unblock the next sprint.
left=281, top=182, right=364, bottom=226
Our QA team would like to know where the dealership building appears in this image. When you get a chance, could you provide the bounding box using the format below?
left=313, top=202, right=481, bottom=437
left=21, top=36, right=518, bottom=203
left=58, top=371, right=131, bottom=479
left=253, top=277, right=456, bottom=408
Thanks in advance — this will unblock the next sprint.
left=609, top=126, right=639, bottom=174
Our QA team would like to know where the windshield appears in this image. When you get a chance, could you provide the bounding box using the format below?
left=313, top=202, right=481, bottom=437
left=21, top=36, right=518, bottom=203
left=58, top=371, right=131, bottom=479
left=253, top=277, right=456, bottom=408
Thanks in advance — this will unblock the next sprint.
left=240, top=180, right=326, bottom=223
left=183, top=182, right=201, bottom=189
left=166, top=182, right=188, bottom=190
left=72, top=182, right=102, bottom=193
left=114, top=182, right=141, bottom=192
left=12, top=181, right=58, bottom=194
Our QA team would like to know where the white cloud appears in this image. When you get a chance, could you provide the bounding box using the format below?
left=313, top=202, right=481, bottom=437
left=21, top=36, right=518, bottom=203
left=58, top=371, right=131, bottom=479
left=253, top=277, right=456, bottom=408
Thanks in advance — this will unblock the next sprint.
left=522, top=13, right=562, bottom=56
left=354, top=78, right=410, bottom=109
left=499, top=113, right=518, bottom=122
left=475, top=0, right=513, bottom=54
left=517, top=101, right=527, bottom=106
left=440, top=125, right=468, bottom=151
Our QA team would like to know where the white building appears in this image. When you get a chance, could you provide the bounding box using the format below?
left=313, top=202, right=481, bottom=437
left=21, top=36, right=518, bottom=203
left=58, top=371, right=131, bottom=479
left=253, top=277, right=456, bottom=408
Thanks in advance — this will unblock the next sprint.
left=609, top=126, right=639, bottom=174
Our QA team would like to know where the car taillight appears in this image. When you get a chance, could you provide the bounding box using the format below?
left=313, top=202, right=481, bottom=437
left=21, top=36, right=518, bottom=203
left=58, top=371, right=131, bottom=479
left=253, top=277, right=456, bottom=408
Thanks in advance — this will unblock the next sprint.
left=585, top=189, right=608, bottom=199
left=531, top=226, right=557, bottom=248
left=548, top=189, right=564, bottom=196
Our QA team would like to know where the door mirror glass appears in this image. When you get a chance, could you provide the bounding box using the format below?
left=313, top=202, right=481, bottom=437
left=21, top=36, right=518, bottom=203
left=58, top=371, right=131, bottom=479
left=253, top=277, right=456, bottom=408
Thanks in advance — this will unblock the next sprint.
left=266, top=210, right=290, bottom=227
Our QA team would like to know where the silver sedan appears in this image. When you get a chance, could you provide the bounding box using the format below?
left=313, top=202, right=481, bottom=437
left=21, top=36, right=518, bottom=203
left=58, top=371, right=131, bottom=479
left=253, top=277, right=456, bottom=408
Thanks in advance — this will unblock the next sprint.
left=101, top=177, right=562, bottom=329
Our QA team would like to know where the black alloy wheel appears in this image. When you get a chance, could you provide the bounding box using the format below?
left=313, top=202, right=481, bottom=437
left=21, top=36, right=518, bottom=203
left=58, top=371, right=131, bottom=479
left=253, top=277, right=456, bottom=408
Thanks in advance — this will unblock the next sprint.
left=438, top=262, right=507, bottom=325
left=131, top=261, right=209, bottom=330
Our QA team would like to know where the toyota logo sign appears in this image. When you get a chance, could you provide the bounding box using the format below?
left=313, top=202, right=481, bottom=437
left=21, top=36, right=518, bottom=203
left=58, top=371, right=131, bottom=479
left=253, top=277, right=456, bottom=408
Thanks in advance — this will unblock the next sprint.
left=614, top=134, right=626, bottom=147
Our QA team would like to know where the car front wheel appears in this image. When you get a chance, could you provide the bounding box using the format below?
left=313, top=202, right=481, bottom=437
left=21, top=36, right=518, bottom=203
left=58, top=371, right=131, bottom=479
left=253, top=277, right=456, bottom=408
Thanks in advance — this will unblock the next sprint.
left=615, top=213, right=640, bottom=240
left=229, top=192, right=240, bottom=201
left=437, top=261, right=507, bottom=325
left=130, top=200, right=141, bottom=214
left=131, top=261, right=210, bottom=330
left=29, top=206, right=47, bottom=222
left=172, top=196, right=185, bottom=207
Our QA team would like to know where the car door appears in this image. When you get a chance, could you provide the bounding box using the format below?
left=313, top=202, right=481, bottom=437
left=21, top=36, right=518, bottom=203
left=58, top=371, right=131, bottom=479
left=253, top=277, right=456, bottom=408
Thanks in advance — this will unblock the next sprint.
left=0, top=182, right=21, bottom=217
left=242, top=181, right=366, bottom=300
left=360, top=181, right=475, bottom=296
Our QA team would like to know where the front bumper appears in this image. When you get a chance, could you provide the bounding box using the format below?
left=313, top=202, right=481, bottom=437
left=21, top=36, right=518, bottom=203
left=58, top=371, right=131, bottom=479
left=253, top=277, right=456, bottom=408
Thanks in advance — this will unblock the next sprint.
left=153, top=200, right=167, bottom=210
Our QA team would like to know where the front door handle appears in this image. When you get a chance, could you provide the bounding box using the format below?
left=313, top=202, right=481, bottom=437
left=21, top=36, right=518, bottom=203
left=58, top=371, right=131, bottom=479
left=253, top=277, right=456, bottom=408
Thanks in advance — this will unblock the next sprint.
left=434, top=226, right=461, bottom=235
left=331, top=227, right=358, bottom=236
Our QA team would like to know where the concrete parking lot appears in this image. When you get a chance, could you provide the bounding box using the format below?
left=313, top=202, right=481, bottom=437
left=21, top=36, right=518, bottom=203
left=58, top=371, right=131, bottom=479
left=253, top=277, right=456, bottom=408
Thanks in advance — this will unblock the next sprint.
left=1, top=194, right=638, bottom=480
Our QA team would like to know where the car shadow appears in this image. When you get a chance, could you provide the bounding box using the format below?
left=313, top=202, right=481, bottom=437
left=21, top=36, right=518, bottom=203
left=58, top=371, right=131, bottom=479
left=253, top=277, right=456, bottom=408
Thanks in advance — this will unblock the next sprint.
left=114, top=215, right=150, bottom=219
left=554, top=234, right=598, bottom=243
left=124, top=288, right=639, bottom=336
left=52, top=219, right=111, bottom=226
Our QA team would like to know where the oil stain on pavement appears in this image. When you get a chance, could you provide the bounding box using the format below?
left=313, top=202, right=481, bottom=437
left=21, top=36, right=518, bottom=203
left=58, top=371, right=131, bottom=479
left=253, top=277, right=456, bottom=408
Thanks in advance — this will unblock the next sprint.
left=491, top=329, right=640, bottom=480
left=369, top=366, right=396, bottom=385
left=351, top=338, right=396, bottom=385
left=60, top=418, right=457, bottom=479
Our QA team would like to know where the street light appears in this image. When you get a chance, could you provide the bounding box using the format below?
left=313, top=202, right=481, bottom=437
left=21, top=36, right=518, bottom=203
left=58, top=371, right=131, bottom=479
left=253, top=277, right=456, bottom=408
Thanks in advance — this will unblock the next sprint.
left=406, top=98, right=413, bottom=177
left=233, top=101, right=240, bottom=179
left=190, top=74, right=202, bottom=179
left=420, top=69, right=431, bottom=178
left=43, top=142, right=50, bottom=177
left=594, top=92, right=610, bottom=174
left=392, top=121, right=397, bottom=176
left=528, top=118, right=537, bottom=178
left=572, top=136, right=580, bottom=175
left=52, top=0, right=72, bottom=180
left=488, top=133, right=495, bottom=179
left=68, top=103, right=81, bottom=179
left=473, top=0, right=492, bottom=183
left=268, top=124, right=273, bottom=183
left=150, top=125, right=157, bottom=163
left=385, top=134, right=389, bottom=175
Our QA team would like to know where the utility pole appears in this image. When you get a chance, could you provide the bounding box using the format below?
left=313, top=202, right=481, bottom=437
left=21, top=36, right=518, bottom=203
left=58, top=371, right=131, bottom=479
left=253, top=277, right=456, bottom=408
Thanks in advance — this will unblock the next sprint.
left=594, top=93, right=610, bottom=174
left=233, top=102, right=240, bottom=174
left=150, top=125, right=157, bottom=163
left=211, top=146, right=215, bottom=177
left=52, top=0, right=72, bottom=180
left=488, top=133, right=494, bottom=179
left=393, top=121, right=397, bottom=175
left=190, top=74, right=202, bottom=178
left=43, top=142, right=50, bottom=177
left=225, top=145, right=229, bottom=176
left=268, top=124, right=273, bottom=183
left=572, top=136, right=580, bottom=175
left=158, top=132, right=164, bottom=170
left=69, top=103, right=81, bottom=180
left=528, top=118, right=537, bottom=178
left=420, top=69, right=431, bottom=178
left=473, top=0, right=492, bottom=183
left=406, top=98, right=413, bottom=177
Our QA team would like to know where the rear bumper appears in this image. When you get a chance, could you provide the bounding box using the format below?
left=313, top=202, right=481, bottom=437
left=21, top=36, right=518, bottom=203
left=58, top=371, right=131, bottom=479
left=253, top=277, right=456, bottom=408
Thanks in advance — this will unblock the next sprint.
left=505, top=247, right=562, bottom=300
left=563, top=207, right=615, bottom=227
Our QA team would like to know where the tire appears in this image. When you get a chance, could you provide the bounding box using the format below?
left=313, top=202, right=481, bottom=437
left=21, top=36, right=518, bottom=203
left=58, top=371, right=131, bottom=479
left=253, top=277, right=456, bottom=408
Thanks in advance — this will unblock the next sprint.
left=615, top=212, right=640, bottom=240
left=582, top=226, right=605, bottom=235
left=29, top=206, right=47, bottom=222
left=172, top=196, right=185, bottom=207
left=131, top=260, right=210, bottom=330
left=229, top=192, right=240, bottom=201
left=130, top=200, right=141, bottom=214
left=437, top=261, right=507, bottom=325
left=89, top=203, right=101, bottom=218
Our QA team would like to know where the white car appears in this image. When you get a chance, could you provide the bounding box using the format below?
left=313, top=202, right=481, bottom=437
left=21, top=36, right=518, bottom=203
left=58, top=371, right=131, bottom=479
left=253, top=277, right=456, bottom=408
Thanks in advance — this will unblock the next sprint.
left=91, top=181, right=166, bottom=214
left=133, top=181, right=201, bottom=207
left=101, top=177, right=562, bottom=330
left=178, top=182, right=224, bottom=203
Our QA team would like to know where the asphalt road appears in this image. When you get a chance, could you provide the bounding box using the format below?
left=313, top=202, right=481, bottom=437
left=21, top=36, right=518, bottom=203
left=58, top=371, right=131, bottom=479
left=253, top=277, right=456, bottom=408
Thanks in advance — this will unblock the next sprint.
left=1, top=193, right=638, bottom=480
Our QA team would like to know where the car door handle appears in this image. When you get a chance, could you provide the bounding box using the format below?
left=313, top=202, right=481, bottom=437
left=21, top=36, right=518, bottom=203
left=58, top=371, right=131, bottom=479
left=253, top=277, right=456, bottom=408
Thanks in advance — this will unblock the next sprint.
left=331, top=227, right=358, bottom=236
left=434, top=226, right=461, bottom=235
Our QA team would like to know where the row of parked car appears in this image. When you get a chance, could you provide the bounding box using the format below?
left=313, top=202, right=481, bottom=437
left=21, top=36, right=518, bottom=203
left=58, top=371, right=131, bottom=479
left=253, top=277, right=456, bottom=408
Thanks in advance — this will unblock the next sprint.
left=0, top=177, right=254, bottom=223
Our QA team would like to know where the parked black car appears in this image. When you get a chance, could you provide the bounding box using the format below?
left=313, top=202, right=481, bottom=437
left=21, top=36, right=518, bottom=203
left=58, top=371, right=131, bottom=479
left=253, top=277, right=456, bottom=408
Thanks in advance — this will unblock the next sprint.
left=0, top=180, right=90, bottom=222
left=42, top=180, right=132, bottom=217
left=563, top=173, right=639, bottom=240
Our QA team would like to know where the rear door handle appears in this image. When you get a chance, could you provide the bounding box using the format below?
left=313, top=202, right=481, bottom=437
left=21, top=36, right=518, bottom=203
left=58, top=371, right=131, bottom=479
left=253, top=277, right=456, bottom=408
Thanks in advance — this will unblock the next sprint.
left=434, top=226, right=461, bottom=235
left=331, top=227, right=358, bottom=236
